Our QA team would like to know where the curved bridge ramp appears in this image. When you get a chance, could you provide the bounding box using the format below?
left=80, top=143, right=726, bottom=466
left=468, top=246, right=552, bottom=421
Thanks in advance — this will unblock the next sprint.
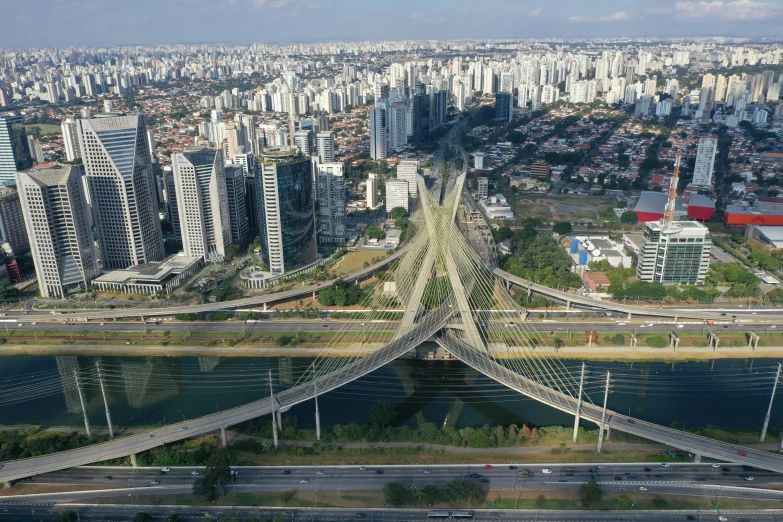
left=436, top=330, right=783, bottom=474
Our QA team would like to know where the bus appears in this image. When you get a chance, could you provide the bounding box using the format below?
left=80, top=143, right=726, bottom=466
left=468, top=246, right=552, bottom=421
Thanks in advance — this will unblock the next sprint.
left=426, top=512, right=451, bottom=520
left=451, top=512, right=474, bottom=519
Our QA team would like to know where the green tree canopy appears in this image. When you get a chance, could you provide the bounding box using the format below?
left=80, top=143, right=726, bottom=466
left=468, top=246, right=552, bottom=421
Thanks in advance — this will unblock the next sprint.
left=579, top=480, right=603, bottom=508
left=192, top=450, right=232, bottom=502
left=553, top=221, right=572, bottom=234
left=366, top=226, right=384, bottom=240
left=383, top=480, right=409, bottom=507
left=389, top=207, right=408, bottom=220
left=620, top=211, right=638, bottom=224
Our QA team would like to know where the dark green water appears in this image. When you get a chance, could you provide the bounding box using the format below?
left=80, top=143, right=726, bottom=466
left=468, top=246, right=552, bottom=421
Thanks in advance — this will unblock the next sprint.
left=1, top=354, right=782, bottom=433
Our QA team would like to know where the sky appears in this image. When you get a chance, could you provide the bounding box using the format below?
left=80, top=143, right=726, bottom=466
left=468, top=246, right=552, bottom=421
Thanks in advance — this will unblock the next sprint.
left=2, top=0, right=783, bottom=48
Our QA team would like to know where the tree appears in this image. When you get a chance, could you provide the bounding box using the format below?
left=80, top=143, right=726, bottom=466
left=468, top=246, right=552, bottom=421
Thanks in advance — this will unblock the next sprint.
left=192, top=450, right=232, bottom=502
left=366, top=226, right=384, bottom=240
left=422, top=484, right=440, bottom=505
left=371, top=401, right=396, bottom=428
left=552, top=221, right=572, bottom=234
left=620, top=211, right=638, bottom=224
left=535, top=494, right=546, bottom=508
left=383, top=480, right=409, bottom=507
left=579, top=480, right=603, bottom=508
left=60, top=511, right=78, bottom=522
left=134, top=513, right=151, bottom=522
left=389, top=207, right=408, bottom=221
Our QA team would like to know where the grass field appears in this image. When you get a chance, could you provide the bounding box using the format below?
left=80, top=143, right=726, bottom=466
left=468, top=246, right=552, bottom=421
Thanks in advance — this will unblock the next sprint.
left=513, top=194, right=620, bottom=223
left=25, top=123, right=61, bottom=136
left=328, top=250, right=390, bottom=276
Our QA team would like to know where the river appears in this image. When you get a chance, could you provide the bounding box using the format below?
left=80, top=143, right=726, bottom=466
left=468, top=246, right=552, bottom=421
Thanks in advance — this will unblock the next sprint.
left=1, top=353, right=782, bottom=433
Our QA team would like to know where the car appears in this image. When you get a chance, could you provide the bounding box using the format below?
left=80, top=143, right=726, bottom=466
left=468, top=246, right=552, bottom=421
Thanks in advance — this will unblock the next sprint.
left=627, top=419, right=636, bottom=424
left=162, top=467, right=171, bottom=472
left=150, top=480, right=160, bottom=485
left=99, top=322, right=105, bottom=326
left=469, top=473, right=482, bottom=479
left=723, top=325, right=729, bottom=328
left=711, top=463, right=721, bottom=468
left=661, top=463, right=671, bottom=467
left=676, top=324, right=684, bottom=328
left=423, top=469, right=431, bottom=474
left=643, top=467, right=652, bottom=472
left=638, top=486, right=647, bottom=491
left=30, top=322, right=36, bottom=325
left=322, top=324, right=328, bottom=328
left=744, top=476, right=754, bottom=481
left=614, top=476, right=622, bottom=481
left=686, top=517, right=697, bottom=521
left=283, top=470, right=292, bottom=475
left=355, top=514, right=367, bottom=519
left=718, top=517, right=728, bottom=522
left=359, top=466, right=367, bottom=471
left=230, top=470, right=238, bottom=476
left=722, top=467, right=731, bottom=473
left=191, top=471, right=200, bottom=476
left=738, top=451, right=747, bottom=457
left=299, top=478, right=309, bottom=483
left=597, top=465, right=606, bottom=469
left=752, top=311, right=758, bottom=315
left=316, top=470, right=325, bottom=475
left=158, top=471, right=166, bottom=475
left=480, top=478, right=489, bottom=483
left=484, top=464, right=493, bottom=470
left=376, top=469, right=384, bottom=474
left=178, top=427, right=188, bottom=432
left=508, top=465, right=517, bottom=470
left=541, top=469, right=552, bottom=474
left=772, top=325, right=778, bottom=329
left=103, top=476, right=112, bottom=481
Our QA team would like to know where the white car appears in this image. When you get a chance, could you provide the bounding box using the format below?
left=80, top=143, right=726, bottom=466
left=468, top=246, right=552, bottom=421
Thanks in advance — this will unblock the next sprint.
left=711, top=463, right=720, bottom=468
left=676, top=324, right=684, bottom=329
left=316, top=470, right=325, bottom=475
left=178, top=427, right=188, bottom=432
left=597, top=465, right=606, bottom=469
left=772, top=325, right=778, bottom=329
left=744, top=476, right=754, bottom=481
left=162, top=467, right=171, bottom=472
left=423, top=469, right=431, bottom=474
left=359, top=466, right=367, bottom=471
left=718, top=517, right=728, bottom=522
left=541, top=468, right=552, bottom=474
left=191, top=471, right=200, bottom=476
left=661, top=463, right=671, bottom=467
left=300, top=478, right=309, bottom=483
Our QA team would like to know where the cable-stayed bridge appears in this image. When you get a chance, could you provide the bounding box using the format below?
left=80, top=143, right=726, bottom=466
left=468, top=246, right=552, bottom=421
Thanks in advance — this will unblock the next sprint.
left=2, top=165, right=783, bottom=485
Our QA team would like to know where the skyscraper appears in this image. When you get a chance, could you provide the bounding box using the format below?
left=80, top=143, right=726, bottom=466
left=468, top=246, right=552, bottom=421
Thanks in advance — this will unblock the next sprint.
left=293, top=130, right=314, bottom=156
left=366, top=173, right=379, bottom=210
left=224, top=164, right=248, bottom=244
left=315, top=161, right=346, bottom=244
left=0, top=115, right=34, bottom=185
left=78, top=114, right=164, bottom=269
left=495, top=92, right=513, bottom=122
left=172, top=148, right=232, bottom=261
left=16, top=165, right=98, bottom=297
left=396, top=160, right=419, bottom=197
left=257, top=147, right=316, bottom=273
left=431, top=90, right=448, bottom=125
left=386, top=178, right=409, bottom=215
left=369, top=105, right=387, bottom=160
left=692, top=138, right=717, bottom=187
left=0, top=186, right=30, bottom=255
left=316, top=131, right=336, bottom=163
left=61, top=118, right=81, bottom=162
left=163, top=167, right=181, bottom=239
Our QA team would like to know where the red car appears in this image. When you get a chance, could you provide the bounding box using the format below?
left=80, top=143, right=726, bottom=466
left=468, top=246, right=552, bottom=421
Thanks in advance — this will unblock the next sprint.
left=484, top=465, right=493, bottom=470
left=738, top=451, right=747, bottom=457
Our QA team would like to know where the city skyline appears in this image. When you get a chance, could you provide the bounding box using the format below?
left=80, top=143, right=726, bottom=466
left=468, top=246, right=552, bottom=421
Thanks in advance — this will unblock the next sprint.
left=2, top=0, right=783, bottom=48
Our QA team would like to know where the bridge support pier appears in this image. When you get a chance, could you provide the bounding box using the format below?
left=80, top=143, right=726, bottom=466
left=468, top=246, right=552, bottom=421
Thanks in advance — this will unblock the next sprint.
left=597, top=371, right=611, bottom=453
left=130, top=453, right=138, bottom=467
left=630, top=333, right=637, bottom=351
left=314, top=383, right=321, bottom=441
left=269, top=370, right=278, bottom=449
left=670, top=332, right=680, bottom=352
left=749, top=332, right=760, bottom=351
left=73, top=370, right=92, bottom=440
left=221, top=427, right=228, bottom=447
left=572, top=363, right=585, bottom=442
left=96, top=361, right=114, bottom=439
left=761, top=363, right=782, bottom=443
left=565, top=300, right=571, bottom=311
left=605, top=427, right=612, bottom=441
left=627, top=312, right=632, bottom=320
left=263, top=303, right=267, bottom=312
left=527, top=286, right=532, bottom=299
left=312, top=291, right=316, bottom=301
left=708, top=331, right=720, bottom=351
left=3, top=481, right=11, bottom=488
left=693, top=454, right=702, bottom=463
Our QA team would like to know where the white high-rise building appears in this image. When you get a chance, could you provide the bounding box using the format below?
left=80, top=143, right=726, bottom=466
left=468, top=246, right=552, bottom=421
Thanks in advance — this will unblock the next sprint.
left=369, top=106, right=387, bottom=160
left=61, top=118, right=80, bottom=162
left=366, top=173, right=379, bottom=209
left=396, top=160, right=419, bottom=197
left=172, top=148, right=232, bottom=261
left=636, top=221, right=711, bottom=285
left=294, top=130, right=313, bottom=156
left=16, top=165, right=98, bottom=297
left=692, top=138, right=717, bottom=187
left=388, top=97, right=409, bottom=152
left=385, top=178, right=409, bottom=214
left=315, top=161, right=346, bottom=244
left=77, top=114, right=164, bottom=269
left=316, top=131, right=335, bottom=163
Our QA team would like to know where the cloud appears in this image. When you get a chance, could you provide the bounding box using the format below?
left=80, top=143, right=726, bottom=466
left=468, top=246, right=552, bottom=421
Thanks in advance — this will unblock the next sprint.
left=673, top=0, right=782, bottom=20
left=600, top=10, right=629, bottom=21
left=528, top=8, right=542, bottom=17
left=568, top=15, right=590, bottom=22
left=410, top=13, right=426, bottom=21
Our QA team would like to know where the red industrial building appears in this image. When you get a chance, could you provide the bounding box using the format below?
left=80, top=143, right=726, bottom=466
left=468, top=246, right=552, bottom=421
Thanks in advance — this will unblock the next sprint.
left=633, top=191, right=715, bottom=222
left=724, top=198, right=783, bottom=226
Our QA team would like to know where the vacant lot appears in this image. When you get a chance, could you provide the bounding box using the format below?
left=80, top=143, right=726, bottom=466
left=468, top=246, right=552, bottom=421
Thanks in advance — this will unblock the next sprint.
left=513, top=194, right=619, bottom=223
left=329, top=250, right=390, bottom=276
left=25, top=123, right=61, bottom=136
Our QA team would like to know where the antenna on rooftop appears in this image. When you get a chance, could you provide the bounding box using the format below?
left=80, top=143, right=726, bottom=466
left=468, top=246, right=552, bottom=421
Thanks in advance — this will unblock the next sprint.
left=662, top=149, right=682, bottom=232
